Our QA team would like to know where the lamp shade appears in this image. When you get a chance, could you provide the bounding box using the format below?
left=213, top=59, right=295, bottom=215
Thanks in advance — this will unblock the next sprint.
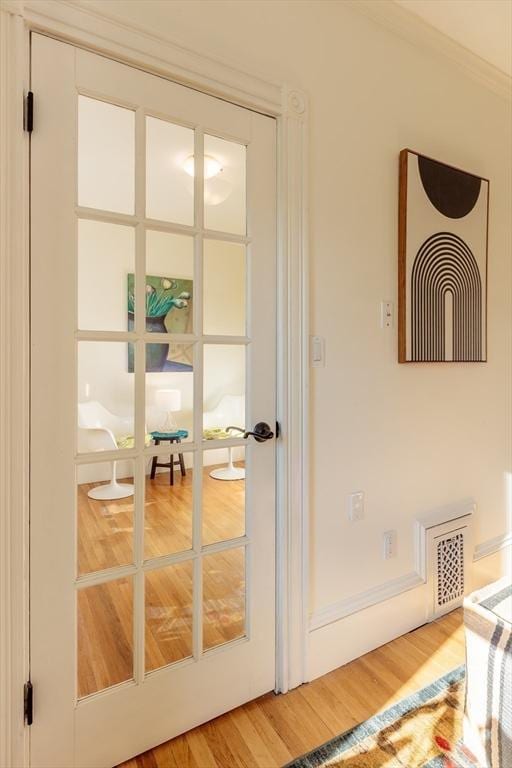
left=155, top=388, right=181, bottom=412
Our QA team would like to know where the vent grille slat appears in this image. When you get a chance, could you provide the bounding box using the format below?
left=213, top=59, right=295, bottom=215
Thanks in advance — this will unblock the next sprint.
left=436, top=532, right=464, bottom=607
left=417, top=505, right=473, bottom=621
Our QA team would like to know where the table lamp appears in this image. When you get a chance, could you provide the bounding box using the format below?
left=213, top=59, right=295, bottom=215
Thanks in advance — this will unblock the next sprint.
left=155, top=388, right=181, bottom=433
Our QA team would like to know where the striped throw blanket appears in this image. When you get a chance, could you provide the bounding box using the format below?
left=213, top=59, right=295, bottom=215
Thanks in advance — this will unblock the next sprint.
left=463, top=577, right=512, bottom=768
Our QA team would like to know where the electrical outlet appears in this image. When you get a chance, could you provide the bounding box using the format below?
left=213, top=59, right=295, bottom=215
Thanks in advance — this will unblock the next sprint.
left=348, top=492, right=364, bottom=522
left=383, top=530, right=397, bottom=559
left=380, top=301, right=393, bottom=328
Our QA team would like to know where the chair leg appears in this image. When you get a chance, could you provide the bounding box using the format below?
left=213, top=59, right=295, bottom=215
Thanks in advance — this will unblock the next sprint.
left=179, top=453, right=186, bottom=477
left=170, top=454, right=174, bottom=486
left=88, top=461, right=134, bottom=500
left=151, top=439, right=160, bottom=480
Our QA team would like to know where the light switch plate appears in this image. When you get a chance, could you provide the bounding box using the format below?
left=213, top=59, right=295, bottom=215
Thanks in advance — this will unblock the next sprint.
left=383, top=530, right=397, bottom=559
left=380, top=301, right=394, bottom=328
left=348, top=491, right=364, bottom=522
left=311, top=335, right=325, bottom=367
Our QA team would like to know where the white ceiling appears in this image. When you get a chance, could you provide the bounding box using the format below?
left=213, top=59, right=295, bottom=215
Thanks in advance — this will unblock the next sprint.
left=394, top=0, right=512, bottom=77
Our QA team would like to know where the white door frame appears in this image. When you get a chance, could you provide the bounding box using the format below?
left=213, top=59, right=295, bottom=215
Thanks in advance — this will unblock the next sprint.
left=0, top=2, right=309, bottom=767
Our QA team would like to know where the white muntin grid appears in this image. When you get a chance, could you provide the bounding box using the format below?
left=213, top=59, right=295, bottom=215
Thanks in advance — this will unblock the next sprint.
left=73, top=99, right=252, bottom=700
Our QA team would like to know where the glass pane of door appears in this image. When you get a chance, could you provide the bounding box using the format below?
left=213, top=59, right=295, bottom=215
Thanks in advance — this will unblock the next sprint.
left=145, top=562, right=194, bottom=672
left=203, top=240, right=246, bottom=336
left=78, top=219, right=135, bottom=332
left=77, top=460, right=134, bottom=576
left=203, top=346, right=246, bottom=436
left=146, top=116, right=194, bottom=225
left=78, top=96, right=135, bottom=214
left=202, top=447, right=245, bottom=545
left=144, top=452, right=193, bottom=559
left=77, top=341, right=135, bottom=454
left=203, top=548, right=246, bottom=651
left=203, top=135, right=246, bottom=235
left=77, top=577, right=134, bottom=698
left=145, top=230, right=194, bottom=335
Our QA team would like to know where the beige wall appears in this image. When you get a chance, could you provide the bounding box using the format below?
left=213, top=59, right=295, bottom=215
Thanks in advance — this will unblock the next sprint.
left=83, top=0, right=512, bottom=671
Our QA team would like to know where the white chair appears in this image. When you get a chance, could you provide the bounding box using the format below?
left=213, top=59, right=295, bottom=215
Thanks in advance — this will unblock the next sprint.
left=203, top=394, right=245, bottom=481
left=78, top=401, right=135, bottom=500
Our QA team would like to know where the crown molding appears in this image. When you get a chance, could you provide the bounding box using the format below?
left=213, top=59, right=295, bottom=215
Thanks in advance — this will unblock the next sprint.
left=346, top=0, right=512, bottom=101
left=5, top=0, right=510, bottom=103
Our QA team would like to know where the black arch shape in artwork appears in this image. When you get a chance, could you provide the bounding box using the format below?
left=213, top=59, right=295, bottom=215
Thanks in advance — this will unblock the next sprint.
left=413, top=239, right=481, bottom=361
left=411, top=232, right=482, bottom=361
left=415, top=239, right=480, bottom=360
left=418, top=155, right=482, bottom=219
left=413, top=242, right=479, bottom=360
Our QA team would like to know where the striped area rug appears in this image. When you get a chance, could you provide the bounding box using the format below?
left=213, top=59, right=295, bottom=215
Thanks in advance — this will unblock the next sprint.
left=286, top=666, right=479, bottom=768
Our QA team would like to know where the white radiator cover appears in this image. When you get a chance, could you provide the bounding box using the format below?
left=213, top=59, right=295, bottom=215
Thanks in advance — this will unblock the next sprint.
left=416, top=501, right=474, bottom=621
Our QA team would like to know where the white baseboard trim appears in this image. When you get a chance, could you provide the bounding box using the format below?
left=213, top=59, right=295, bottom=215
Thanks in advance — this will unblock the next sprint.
left=308, top=580, right=430, bottom=681
left=309, top=570, right=424, bottom=632
left=473, top=532, right=512, bottom=561
left=307, top=541, right=510, bottom=682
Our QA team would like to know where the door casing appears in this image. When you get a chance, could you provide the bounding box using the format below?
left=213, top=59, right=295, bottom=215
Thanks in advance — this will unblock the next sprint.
left=0, top=4, right=309, bottom=767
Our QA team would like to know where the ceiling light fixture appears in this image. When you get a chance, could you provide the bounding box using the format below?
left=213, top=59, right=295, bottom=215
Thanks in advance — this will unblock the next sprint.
left=183, top=154, right=223, bottom=180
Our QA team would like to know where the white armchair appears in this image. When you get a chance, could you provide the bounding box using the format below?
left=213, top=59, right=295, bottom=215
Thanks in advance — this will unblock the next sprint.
left=203, top=394, right=245, bottom=481
left=78, top=401, right=135, bottom=500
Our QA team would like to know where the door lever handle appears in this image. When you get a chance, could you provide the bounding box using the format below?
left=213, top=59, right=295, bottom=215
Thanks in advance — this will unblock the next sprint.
left=227, top=422, right=274, bottom=443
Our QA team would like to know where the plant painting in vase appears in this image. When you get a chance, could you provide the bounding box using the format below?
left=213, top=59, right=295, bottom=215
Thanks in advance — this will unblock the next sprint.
left=127, top=274, right=193, bottom=372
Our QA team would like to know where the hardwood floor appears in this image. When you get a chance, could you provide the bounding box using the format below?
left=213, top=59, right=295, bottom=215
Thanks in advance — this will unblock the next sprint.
left=117, top=609, right=465, bottom=768
left=77, top=464, right=246, bottom=698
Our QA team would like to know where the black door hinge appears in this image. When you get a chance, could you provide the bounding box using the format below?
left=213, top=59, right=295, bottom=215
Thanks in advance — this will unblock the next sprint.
left=24, top=91, right=34, bottom=133
left=24, top=681, right=33, bottom=726
left=275, top=421, right=281, bottom=439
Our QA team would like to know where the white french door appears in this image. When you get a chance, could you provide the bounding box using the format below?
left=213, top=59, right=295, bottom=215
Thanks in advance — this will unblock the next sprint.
left=30, top=33, right=276, bottom=768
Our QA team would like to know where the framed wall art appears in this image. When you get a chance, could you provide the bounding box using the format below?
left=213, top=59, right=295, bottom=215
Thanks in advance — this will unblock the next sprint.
left=398, top=149, right=489, bottom=363
left=127, top=273, right=194, bottom=372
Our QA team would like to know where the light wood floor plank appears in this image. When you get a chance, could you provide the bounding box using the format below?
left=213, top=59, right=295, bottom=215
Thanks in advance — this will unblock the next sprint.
left=257, top=689, right=336, bottom=756
left=185, top=729, right=220, bottom=768
left=197, top=717, right=246, bottom=768
left=295, top=677, right=358, bottom=736
left=118, top=609, right=464, bottom=768
left=237, top=699, right=293, bottom=766
left=229, top=707, right=282, bottom=768
left=154, top=734, right=200, bottom=768
left=205, top=713, right=261, bottom=768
